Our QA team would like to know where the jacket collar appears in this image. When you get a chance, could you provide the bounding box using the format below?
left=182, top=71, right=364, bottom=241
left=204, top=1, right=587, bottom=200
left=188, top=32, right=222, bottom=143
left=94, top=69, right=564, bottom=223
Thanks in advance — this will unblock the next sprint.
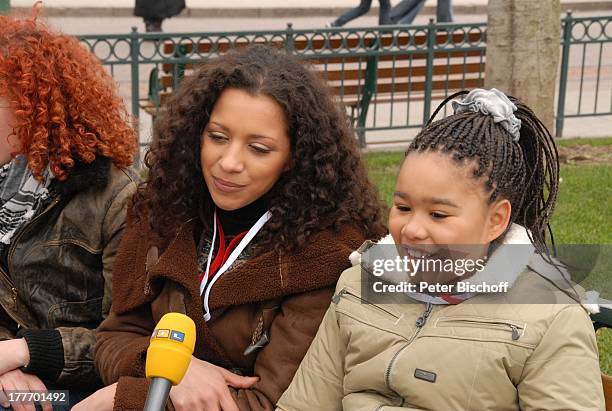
left=53, top=156, right=111, bottom=197
left=353, top=225, right=536, bottom=304
left=352, top=225, right=599, bottom=312
left=352, top=224, right=534, bottom=289
left=143, top=220, right=363, bottom=310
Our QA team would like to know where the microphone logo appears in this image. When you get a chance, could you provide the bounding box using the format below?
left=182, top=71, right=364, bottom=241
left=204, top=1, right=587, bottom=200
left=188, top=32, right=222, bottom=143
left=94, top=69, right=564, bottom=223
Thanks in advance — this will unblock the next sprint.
left=152, top=328, right=185, bottom=342
left=170, top=331, right=185, bottom=342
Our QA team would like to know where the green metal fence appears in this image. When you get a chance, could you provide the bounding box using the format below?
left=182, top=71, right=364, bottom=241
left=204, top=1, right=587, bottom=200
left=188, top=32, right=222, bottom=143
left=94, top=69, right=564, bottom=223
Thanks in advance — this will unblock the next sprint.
left=77, top=15, right=611, bottom=146
left=78, top=21, right=486, bottom=147
left=556, top=13, right=612, bottom=137
left=0, top=0, right=10, bottom=14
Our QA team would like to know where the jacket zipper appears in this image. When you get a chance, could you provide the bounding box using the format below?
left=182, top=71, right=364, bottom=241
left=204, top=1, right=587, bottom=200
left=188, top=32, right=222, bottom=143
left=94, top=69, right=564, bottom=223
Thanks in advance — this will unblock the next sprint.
left=384, top=302, right=433, bottom=392
left=0, top=266, right=23, bottom=326
left=436, top=317, right=524, bottom=341
left=0, top=197, right=61, bottom=326
left=332, top=288, right=401, bottom=321
left=0, top=258, right=16, bottom=312
left=510, top=325, right=520, bottom=340
left=0, top=267, right=18, bottom=307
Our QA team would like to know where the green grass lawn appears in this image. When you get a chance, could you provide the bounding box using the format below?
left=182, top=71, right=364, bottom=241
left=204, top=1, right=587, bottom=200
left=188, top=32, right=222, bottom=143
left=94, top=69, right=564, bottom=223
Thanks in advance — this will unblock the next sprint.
left=362, top=141, right=612, bottom=374
left=557, top=137, right=612, bottom=147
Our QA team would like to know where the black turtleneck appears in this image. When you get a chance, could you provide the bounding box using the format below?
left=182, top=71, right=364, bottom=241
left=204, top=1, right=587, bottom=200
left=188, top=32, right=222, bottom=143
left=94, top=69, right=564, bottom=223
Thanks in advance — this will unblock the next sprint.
left=195, top=196, right=269, bottom=286
left=216, top=196, right=269, bottom=237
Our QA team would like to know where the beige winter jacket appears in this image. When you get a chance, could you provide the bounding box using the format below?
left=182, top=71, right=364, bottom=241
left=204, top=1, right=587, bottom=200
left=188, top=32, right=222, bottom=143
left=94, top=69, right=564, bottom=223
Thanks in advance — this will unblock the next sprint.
left=277, top=231, right=605, bottom=411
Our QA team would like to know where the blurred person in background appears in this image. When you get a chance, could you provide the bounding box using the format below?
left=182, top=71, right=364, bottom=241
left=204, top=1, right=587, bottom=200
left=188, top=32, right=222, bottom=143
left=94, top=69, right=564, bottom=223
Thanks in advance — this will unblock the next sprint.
left=327, top=0, right=392, bottom=27
left=391, top=0, right=453, bottom=25
left=134, top=0, right=186, bottom=32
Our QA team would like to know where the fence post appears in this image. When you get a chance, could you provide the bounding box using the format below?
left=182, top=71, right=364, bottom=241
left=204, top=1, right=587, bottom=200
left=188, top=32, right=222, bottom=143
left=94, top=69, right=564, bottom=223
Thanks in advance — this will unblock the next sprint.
left=423, top=18, right=436, bottom=125
left=356, top=36, right=381, bottom=148
left=0, top=0, right=10, bottom=14
left=130, top=27, right=141, bottom=120
left=173, top=44, right=187, bottom=89
left=285, top=22, right=295, bottom=53
left=129, top=26, right=141, bottom=161
left=556, top=11, right=573, bottom=137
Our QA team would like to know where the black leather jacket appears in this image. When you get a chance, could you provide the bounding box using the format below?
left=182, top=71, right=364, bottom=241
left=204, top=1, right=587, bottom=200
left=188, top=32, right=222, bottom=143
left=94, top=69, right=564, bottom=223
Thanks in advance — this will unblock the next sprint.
left=0, top=157, right=138, bottom=390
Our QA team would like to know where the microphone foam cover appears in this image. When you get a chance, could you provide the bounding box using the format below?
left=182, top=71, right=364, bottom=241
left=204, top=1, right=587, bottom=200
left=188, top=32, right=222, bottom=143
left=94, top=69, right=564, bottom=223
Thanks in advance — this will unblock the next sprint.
left=145, top=312, right=196, bottom=385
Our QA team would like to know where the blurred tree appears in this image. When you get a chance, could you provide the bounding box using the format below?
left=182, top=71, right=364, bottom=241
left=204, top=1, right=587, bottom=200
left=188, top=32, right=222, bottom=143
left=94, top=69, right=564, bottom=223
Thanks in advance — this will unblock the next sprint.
left=485, top=0, right=561, bottom=133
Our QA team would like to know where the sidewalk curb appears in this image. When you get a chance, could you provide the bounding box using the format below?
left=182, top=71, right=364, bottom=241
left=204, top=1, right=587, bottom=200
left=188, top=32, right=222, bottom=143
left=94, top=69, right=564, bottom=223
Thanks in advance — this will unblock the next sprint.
left=11, top=2, right=612, bottom=18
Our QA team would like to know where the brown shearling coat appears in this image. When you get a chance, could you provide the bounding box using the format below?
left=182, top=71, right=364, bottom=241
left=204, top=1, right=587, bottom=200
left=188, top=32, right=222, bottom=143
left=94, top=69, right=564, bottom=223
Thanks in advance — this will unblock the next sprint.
left=95, top=213, right=366, bottom=411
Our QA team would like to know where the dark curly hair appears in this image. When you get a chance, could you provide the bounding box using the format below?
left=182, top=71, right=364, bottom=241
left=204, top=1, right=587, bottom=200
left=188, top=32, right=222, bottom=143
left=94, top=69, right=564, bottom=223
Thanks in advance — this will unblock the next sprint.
left=135, top=45, right=386, bottom=252
left=406, top=90, right=559, bottom=254
left=0, top=11, right=136, bottom=181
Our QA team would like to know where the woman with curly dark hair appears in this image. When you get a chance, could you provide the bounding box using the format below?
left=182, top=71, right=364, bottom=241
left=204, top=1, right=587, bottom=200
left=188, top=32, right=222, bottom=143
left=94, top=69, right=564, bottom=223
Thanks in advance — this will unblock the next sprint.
left=84, top=45, right=387, bottom=411
left=0, top=12, right=138, bottom=409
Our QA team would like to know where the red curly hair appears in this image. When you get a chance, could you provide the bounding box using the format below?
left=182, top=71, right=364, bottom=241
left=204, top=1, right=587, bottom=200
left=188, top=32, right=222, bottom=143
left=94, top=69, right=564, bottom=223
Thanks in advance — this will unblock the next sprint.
left=0, top=12, right=136, bottom=181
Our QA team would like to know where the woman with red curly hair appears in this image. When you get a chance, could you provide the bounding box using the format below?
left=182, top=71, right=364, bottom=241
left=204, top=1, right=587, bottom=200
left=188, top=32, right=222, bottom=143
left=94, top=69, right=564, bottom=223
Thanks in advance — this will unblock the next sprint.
left=0, top=13, right=138, bottom=408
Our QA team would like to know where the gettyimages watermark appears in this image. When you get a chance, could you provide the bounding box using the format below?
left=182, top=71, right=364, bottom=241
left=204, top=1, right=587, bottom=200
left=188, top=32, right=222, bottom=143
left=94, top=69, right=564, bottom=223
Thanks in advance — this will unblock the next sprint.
left=359, top=243, right=611, bottom=304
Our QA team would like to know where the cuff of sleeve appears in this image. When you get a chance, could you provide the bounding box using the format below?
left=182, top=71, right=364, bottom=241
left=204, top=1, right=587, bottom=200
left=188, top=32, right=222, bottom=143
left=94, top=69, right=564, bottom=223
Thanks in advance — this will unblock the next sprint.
left=17, top=328, right=64, bottom=383
left=114, top=376, right=149, bottom=411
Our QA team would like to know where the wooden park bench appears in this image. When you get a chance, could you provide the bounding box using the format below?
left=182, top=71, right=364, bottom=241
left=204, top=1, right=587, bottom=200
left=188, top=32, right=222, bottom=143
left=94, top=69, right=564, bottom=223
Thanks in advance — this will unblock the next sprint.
left=141, top=25, right=486, bottom=145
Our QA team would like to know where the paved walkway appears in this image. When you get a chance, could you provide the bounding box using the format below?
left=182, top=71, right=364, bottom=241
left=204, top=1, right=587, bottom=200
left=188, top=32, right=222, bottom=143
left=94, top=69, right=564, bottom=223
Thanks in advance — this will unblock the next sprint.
left=10, top=0, right=612, bottom=16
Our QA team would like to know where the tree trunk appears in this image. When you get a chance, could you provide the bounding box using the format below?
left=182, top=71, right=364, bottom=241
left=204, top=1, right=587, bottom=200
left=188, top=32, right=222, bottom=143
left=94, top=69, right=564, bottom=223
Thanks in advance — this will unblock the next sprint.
left=485, top=0, right=561, bottom=133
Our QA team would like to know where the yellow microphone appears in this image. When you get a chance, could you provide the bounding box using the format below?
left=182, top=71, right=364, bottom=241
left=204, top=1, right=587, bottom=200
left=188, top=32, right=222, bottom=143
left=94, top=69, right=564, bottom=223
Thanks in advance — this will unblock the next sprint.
left=144, top=313, right=196, bottom=411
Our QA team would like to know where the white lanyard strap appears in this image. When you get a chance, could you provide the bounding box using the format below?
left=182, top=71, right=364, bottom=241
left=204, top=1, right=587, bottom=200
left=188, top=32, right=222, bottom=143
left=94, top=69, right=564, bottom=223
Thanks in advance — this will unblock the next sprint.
left=201, top=210, right=271, bottom=322
left=201, top=211, right=218, bottom=293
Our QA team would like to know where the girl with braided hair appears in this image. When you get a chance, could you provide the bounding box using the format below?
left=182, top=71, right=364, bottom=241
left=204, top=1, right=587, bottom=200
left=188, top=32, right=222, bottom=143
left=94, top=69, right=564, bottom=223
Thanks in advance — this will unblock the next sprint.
left=278, top=88, right=604, bottom=410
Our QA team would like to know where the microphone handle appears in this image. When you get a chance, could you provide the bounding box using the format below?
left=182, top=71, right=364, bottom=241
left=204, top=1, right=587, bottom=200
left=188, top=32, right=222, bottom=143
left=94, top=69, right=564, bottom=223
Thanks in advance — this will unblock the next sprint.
left=143, top=377, right=173, bottom=411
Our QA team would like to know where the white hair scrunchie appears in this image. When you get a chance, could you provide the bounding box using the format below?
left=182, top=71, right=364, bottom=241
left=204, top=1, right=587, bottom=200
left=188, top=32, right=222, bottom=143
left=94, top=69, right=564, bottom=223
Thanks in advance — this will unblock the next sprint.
left=452, top=88, right=522, bottom=142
